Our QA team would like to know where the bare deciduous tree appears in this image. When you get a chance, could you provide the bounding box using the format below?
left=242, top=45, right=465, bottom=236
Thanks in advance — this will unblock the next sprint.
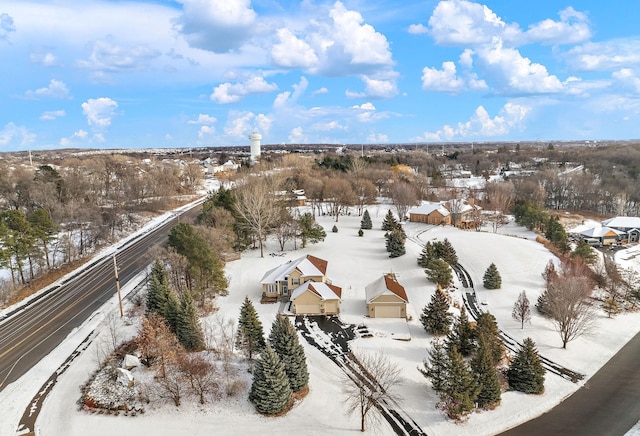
left=485, top=181, right=515, bottom=233
left=389, top=181, right=419, bottom=221
left=512, top=290, right=531, bottom=329
left=179, top=353, right=219, bottom=404
left=341, top=351, right=403, bottom=432
left=323, top=177, right=356, bottom=222
left=545, top=263, right=598, bottom=348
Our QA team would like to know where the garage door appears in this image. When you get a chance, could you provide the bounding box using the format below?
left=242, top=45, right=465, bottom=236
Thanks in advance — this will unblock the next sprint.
left=374, top=305, right=401, bottom=318
left=295, top=304, right=322, bottom=315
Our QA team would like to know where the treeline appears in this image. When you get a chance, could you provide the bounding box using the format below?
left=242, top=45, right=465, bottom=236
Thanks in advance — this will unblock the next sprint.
left=0, top=155, right=202, bottom=300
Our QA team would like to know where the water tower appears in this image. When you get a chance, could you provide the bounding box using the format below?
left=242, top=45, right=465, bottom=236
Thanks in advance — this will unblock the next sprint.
left=249, top=131, right=262, bottom=162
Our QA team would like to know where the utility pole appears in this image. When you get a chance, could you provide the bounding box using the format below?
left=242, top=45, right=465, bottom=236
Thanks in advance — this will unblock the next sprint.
left=113, top=255, right=123, bottom=317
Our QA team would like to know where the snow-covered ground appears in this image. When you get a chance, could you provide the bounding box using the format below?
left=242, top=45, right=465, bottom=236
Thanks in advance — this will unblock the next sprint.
left=3, top=202, right=640, bottom=436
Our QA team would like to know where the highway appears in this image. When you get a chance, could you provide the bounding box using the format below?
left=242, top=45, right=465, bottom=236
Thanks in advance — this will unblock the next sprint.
left=0, top=204, right=201, bottom=392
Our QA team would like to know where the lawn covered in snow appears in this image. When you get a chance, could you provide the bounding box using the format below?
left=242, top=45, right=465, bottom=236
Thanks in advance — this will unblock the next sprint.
left=3, top=203, right=640, bottom=436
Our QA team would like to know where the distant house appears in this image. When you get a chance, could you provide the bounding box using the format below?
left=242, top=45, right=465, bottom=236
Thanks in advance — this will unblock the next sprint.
left=290, top=281, right=342, bottom=315
left=365, top=273, right=409, bottom=318
left=408, top=202, right=451, bottom=225
left=602, top=216, right=640, bottom=243
left=260, top=255, right=329, bottom=300
left=579, top=226, right=622, bottom=246
left=444, top=198, right=481, bottom=229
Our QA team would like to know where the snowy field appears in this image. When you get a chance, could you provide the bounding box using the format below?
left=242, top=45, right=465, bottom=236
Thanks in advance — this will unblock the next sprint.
left=3, top=203, right=640, bottom=436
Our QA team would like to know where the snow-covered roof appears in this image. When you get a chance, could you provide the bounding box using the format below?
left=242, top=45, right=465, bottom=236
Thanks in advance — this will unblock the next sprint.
left=408, top=202, right=450, bottom=217
left=602, top=216, right=640, bottom=229
left=579, top=226, right=622, bottom=238
left=365, top=273, right=409, bottom=304
left=291, top=281, right=341, bottom=300
left=260, top=255, right=328, bottom=284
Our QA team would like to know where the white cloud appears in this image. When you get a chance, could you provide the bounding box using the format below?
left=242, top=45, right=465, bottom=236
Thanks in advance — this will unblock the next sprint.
left=30, top=52, right=58, bottom=67
left=0, top=122, right=36, bottom=148
left=346, top=76, right=398, bottom=99
left=312, top=120, right=346, bottom=131
left=81, top=97, right=118, bottom=127
left=198, top=125, right=215, bottom=138
left=368, top=132, right=388, bottom=142
left=350, top=101, right=389, bottom=123
left=173, top=0, right=256, bottom=53
left=521, top=7, right=591, bottom=45
left=273, top=76, right=309, bottom=109
left=419, top=102, right=530, bottom=140
left=271, top=28, right=318, bottom=69
left=428, top=0, right=519, bottom=46
left=408, top=23, right=428, bottom=35
left=0, top=13, right=15, bottom=41
left=188, top=114, right=217, bottom=125
left=40, top=110, right=66, bottom=121
left=60, top=129, right=89, bottom=147
left=312, top=87, right=329, bottom=95
left=421, top=61, right=465, bottom=92
left=289, top=127, right=306, bottom=143
left=352, top=102, right=376, bottom=110
left=24, top=79, right=71, bottom=99
left=476, top=37, right=563, bottom=94
left=224, top=111, right=271, bottom=138
left=459, top=49, right=474, bottom=68
left=211, top=75, right=278, bottom=104
left=93, top=132, right=105, bottom=143
left=613, top=69, right=640, bottom=93
left=77, top=39, right=161, bottom=73
left=564, top=38, right=640, bottom=72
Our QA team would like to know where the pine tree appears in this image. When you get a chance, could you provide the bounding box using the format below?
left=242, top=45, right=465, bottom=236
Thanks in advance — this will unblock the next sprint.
left=475, top=313, right=504, bottom=365
left=177, top=291, right=205, bottom=351
left=446, top=307, right=475, bottom=357
left=425, top=258, right=453, bottom=288
left=236, top=296, right=266, bottom=360
left=385, top=227, right=406, bottom=258
left=440, top=238, right=459, bottom=266
left=419, top=339, right=449, bottom=394
left=536, top=289, right=551, bottom=317
left=146, top=260, right=171, bottom=317
left=269, top=315, right=309, bottom=392
left=420, top=288, right=453, bottom=335
left=417, top=241, right=436, bottom=268
left=298, top=213, right=326, bottom=248
left=249, top=344, right=292, bottom=414
left=483, top=263, right=502, bottom=289
left=441, top=348, right=479, bottom=420
left=332, top=225, right=338, bottom=233
left=165, top=291, right=181, bottom=335
left=471, top=336, right=502, bottom=409
left=360, top=210, right=373, bottom=230
left=507, top=337, right=545, bottom=394
left=381, top=209, right=398, bottom=231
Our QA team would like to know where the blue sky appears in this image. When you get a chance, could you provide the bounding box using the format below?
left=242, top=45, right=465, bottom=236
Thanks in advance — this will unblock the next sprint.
left=1, top=0, right=640, bottom=151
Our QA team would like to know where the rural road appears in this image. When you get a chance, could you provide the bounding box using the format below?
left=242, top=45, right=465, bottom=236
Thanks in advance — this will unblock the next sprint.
left=0, top=203, right=201, bottom=392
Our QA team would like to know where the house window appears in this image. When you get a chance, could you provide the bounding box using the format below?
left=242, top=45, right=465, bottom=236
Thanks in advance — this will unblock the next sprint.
left=292, top=277, right=300, bottom=286
left=266, top=284, right=276, bottom=293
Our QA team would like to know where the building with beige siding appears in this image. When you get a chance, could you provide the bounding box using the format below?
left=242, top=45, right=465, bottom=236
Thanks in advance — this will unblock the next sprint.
left=365, top=273, right=409, bottom=318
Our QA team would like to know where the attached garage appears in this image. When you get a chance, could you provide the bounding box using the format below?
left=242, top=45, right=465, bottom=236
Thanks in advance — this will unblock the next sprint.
left=290, top=281, right=342, bottom=315
left=294, top=304, right=322, bottom=315
left=373, top=305, right=401, bottom=318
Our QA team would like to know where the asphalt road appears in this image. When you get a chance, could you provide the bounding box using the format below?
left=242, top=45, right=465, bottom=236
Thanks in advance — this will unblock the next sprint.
left=502, top=328, right=640, bottom=436
left=0, top=204, right=201, bottom=392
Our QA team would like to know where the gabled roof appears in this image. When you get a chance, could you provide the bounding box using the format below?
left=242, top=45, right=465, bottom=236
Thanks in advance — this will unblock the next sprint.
left=365, top=273, right=409, bottom=304
left=602, top=216, right=640, bottom=229
left=579, top=226, right=622, bottom=238
left=260, top=255, right=328, bottom=284
left=291, top=281, right=342, bottom=301
left=408, top=202, right=450, bottom=217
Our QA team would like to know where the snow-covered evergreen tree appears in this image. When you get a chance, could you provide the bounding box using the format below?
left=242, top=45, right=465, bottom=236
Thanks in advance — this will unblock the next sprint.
left=419, top=339, right=449, bottom=394
left=249, top=344, right=292, bottom=414
left=440, top=348, right=479, bottom=420
left=446, top=307, right=475, bottom=357
left=177, top=290, right=205, bottom=351
left=425, top=258, right=453, bottom=288
left=381, top=209, right=398, bottom=231
left=417, top=241, right=436, bottom=268
left=471, top=336, right=501, bottom=409
left=475, top=312, right=504, bottom=365
left=360, top=210, right=373, bottom=230
left=385, top=227, right=406, bottom=258
left=146, top=260, right=171, bottom=317
left=269, top=315, right=309, bottom=392
left=236, top=296, right=266, bottom=360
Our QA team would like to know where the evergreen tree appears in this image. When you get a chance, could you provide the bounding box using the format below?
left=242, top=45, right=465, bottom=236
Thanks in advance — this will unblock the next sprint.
left=381, top=209, right=398, bottom=231
left=507, top=337, right=545, bottom=394
left=475, top=313, right=504, bottom=365
left=298, top=213, right=326, bottom=248
left=419, top=339, right=449, bottom=394
left=471, top=336, right=502, bottom=409
left=269, top=315, right=309, bottom=392
left=332, top=225, right=338, bottom=233
left=536, top=289, right=552, bottom=317
left=545, top=216, right=569, bottom=253
left=146, top=260, right=172, bottom=317
left=358, top=229, right=364, bottom=237
left=385, top=227, right=406, bottom=258
left=177, top=291, right=205, bottom=351
left=417, top=241, right=436, bottom=268
left=446, top=307, right=475, bottom=357
left=420, top=288, right=452, bottom=335
left=165, top=291, right=181, bottom=335
left=249, top=344, right=292, bottom=414
left=425, top=258, right=453, bottom=288
left=441, top=348, right=479, bottom=420
left=483, top=263, right=502, bottom=289
left=440, top=238, right=459, bottom=266
left=236, top=296, right=266, bottom=360
left=572, top=240, right=597, bottom=265
left=360, top=210, right=373, bottom=230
